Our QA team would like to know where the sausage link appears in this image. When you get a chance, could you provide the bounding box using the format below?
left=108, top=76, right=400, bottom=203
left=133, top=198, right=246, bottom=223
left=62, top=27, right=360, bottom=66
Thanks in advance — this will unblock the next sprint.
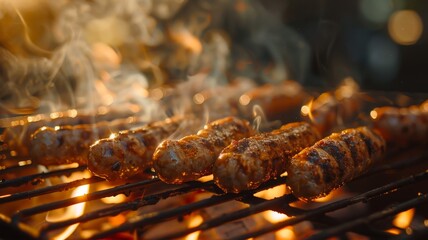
left=214, top=122, right=321, bottom=193
left=286, top=126, right=386, bottom=200
left=30, top=117, right=144, bottom=166
left=371, top=105, right=428, bottom=149
left=88, top=116, right=184, bottom=181
left=153, top=117, right=255, bottom=184
left=2, top=110, right=134, bottom=156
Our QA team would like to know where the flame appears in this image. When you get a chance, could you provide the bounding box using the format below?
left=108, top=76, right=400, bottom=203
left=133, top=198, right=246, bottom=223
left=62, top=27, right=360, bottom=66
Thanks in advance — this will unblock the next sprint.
left=185, top=215, right=203, bottom=240
left=101, top=194, right=127, bottom=204
left=370, top=110, right=378, bottom=120
left=393, top=208, right=415, bottom=229
left=386, top=208, right=415, bottom=235
left=255, top=185, right=286, bottom=200
left=45, top=184, right=89, bottom=240
left=263, top=211, right=295, bottom=240
left=46, top=170, right=91, bottom=240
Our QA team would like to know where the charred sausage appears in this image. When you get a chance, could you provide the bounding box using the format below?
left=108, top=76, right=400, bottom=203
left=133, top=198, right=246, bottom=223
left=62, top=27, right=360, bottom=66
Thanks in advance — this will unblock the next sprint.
left=88, top=116, right=185, bottom=181
left=214, top=122, right=321, bottom=193
left=153, top=117, right=255, bottom=184
left=370, top=105, right=428, bottom=149
left=286, top=126, right=386, bottom=200
left=30, top=117, right=144, bottom=166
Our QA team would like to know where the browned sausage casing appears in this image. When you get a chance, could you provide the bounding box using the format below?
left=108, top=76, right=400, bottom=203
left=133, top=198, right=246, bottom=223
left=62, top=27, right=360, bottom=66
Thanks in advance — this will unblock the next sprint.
left=213, top=122, right=321, bottom=193
left=371, top=105, right=428, bottom=149
left=88, top=116, right=184, bottom=181
left=153, top=117, right=255, bottom=184
left=2, top=110, right=135, bottom=157
left=286, top=127, right=386, bottom=200
left=30, top=118, right=144, bottom=166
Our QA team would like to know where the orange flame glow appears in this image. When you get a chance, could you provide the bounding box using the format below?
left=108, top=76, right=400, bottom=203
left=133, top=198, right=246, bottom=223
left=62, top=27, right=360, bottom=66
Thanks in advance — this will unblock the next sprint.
left=185, top=215, right=203, bottom=240
left=393, top=208, right=415, bottom=229
left=46, top=184, right=89, bottom=240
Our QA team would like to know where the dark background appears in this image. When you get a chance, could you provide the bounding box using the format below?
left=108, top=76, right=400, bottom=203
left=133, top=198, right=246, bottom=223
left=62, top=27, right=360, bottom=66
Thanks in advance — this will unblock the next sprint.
left=259, top=0, right=428, bottom=92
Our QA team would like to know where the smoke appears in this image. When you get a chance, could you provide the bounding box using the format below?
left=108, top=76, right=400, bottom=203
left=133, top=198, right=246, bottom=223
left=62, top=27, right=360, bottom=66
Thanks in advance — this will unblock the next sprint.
left=0, top=0, right=310, bottom=121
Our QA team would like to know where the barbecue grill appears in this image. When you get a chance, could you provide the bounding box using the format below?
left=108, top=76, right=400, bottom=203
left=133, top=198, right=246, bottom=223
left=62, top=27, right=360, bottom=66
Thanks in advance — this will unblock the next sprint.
left=1, top=0, right=428, bottom=239
left=0, top=139, right=427, bottom=239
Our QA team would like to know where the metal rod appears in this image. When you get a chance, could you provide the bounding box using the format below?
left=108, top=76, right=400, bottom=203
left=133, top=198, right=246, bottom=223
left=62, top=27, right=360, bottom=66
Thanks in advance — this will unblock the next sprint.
left=40, top=180, right=210, bottom=235
left=228, top=170, right=428, bottom=240
left=11, top=178, right=159, bottom=224
left=0, top=165, right=87, bottom=188
left=0, top=177, right=104, bottom=204
left=153, top=194, right=297, bottom=240
left=307, top=193, right=428, bottom=240
left=87, top=177, right=287, bottom=240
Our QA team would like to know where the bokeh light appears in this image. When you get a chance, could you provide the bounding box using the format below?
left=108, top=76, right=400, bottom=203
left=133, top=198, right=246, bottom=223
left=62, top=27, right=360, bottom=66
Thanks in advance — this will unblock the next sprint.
left=388, top=10, right=423, bottom=45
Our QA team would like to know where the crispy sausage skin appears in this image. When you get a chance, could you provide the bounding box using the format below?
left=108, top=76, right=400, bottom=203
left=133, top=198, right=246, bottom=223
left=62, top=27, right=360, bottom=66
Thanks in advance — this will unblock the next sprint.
left=2, top=110, right=134, bottom=157
left=286, top=127, right=386, bottom=200
left=371, top=105, right=428, bottom=149
left=30, top=118, right=144, bottom=166
left=88, top=117, right=183, bottom=181
left=153, top=117, right=255, bottom=184
left=213, top=122, right=321, bottom=193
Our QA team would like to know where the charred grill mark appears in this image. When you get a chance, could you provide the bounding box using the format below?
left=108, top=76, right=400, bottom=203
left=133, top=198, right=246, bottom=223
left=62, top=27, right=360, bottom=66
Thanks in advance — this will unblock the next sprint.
left=286, top=126, right=386, bottom=200
left=318, top=140, right=346, bottom=179
left=358, top=131, right=375, bottom=158
left=307, top=149, right=321, bottom=164
left=111, top=161, right=121, bottom=171
left=342, top=135, right=359, bottom=169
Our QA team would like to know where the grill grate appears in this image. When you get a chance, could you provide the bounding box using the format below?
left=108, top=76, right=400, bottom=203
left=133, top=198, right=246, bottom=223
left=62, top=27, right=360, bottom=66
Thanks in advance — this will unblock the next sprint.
left=1, top=147, right=428, bottom=239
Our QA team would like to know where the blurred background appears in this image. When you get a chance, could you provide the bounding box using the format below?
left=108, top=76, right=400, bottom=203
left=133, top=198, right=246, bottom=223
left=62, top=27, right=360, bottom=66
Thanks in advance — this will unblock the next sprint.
left=0, top=0, right=427, bottom=116
left=261, top=0, right=428, bottom=92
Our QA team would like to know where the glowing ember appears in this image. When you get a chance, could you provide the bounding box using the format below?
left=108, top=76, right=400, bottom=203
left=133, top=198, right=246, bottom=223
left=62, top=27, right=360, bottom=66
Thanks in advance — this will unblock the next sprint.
left=255, top=185, right=286, bottom=200
left=370, top=110, right=378, bottom=120
left=101, top=194, right=127, bottom=204
left=393, top=208, right=415, bottom=229
left=46, top=184, right=89, bottom=240
left=185, top=215, right=203, bottom=240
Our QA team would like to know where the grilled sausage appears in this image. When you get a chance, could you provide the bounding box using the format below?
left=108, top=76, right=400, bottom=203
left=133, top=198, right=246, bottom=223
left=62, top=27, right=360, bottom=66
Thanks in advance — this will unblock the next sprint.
left=213, top=122, right=321, bottom=193
left=88, top=116, right=185, bottom=181
left=153, top=117, right=255, bottom=184
left=370, top=105, right=428, bottom=149
left=301, top=79, right=361, bottom=135
left=30, top=117, right=145, bottom=166
left=238, top=80, right=307, bottom=122
left=1, top=110, right=135, bottom=157
left=286, top=126, right=386, bottom=200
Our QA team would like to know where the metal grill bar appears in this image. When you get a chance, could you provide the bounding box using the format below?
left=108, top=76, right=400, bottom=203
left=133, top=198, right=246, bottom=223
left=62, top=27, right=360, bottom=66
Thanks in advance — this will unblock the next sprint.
left=0, top=176, right=103, bottom=204
left=87, top=177, right=288, bottom=240
left=152, top=194, right=297, bottom=240
left=39, top=180, right=211, bottom=235
left=307, top=193, right=428, bottom=240
left=228, top=170, right=428, bottom=240
left=0, top=165, right=87, bottom=188
left=11, top=178, right=159, bottom=224
left=0, top=162, right=35, bottom=174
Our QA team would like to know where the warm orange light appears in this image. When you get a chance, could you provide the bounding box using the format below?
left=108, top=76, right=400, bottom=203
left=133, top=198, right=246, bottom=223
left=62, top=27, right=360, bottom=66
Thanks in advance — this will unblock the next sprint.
left=198, top=174, right=213, bottom=182
left=193, top=93, right=205, bottom=105
left=239, top=94, right=251, bottom=106
left=101, top=194, right=127, bottom=204
left=255, top=185, right=286, bottom=200
left=300, top=105, right=310, bottom=116
left=46, top=184, right=90, bottom=240
left=388, top=10, right=423, bottom=45
left=276, top=227, right=295, bottom=240
left=264, top=210, right=289, bottom=223
left=370, top=110, right=378, bottom=120
left=393, top=208, right=415, bottom=229
left=185, top=215, right=203, bottom=240
left=169, top=24, right=203, bottom=54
